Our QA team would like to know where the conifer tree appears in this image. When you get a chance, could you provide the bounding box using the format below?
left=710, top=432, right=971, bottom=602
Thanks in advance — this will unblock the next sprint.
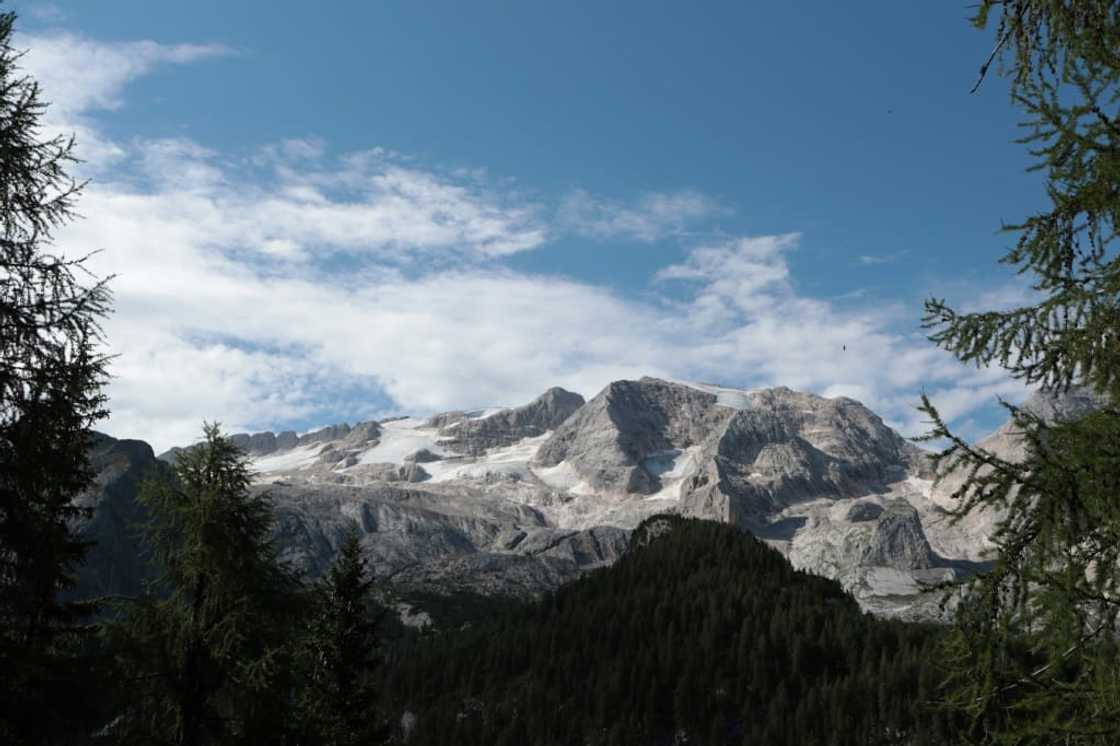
left=0, top=8, right=111, bottom=743
left=296, top=528, right=383, bottom=746
left=105, top=424, right=298, bottom=746
left=921, top=2, right=1120, bottom=742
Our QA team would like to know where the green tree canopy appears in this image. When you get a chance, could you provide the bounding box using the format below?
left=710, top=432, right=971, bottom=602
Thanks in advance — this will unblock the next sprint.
left=921, top=2, right=1120, bottom=742
left=296, top=528, right=384, bottom=746
left=105, top=424, right=300, bottom=746
left=382, top=516, right=959, bottom=746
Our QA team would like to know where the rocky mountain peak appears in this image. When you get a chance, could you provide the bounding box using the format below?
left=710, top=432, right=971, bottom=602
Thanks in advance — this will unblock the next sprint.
left=434, top=386, right=585, bottom=456
left=535, top=377, right=731, bottom=493
left=100, top=376, right=1020, bottom=621
left=535, top=377, right=928, bottom=517
left=1021, top=384, right=1106, bottom=423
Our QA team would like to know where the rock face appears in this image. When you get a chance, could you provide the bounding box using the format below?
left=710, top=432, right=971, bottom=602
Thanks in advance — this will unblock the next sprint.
left=536, top=378, right=929, bottom=529
left=861, top=500, right=934, bottom=570
left=682, top=387, right=931, bottom=526
left=351, top=463, right=430, bottom=483
left=434, top=387, right=585, bottom=455
left=72, top=434, right=170, bottom=600
left=921, top=385, right=1109, bottom=563
left=536, top=379, right=728, bottom=494
left=78, top=377, right=1085, bottom=622
left=161, top=422, right=381, bottom=464
left=265, top=480, right=628, bottom=599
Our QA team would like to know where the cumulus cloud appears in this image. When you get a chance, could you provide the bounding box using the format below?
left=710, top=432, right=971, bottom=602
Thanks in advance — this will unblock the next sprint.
left=26, top=29, right=1020, bottom=451
left=656, top=233, right=798, bottom=317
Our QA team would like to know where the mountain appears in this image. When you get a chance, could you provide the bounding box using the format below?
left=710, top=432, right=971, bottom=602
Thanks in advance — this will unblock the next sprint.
left=71, top=433, right=169, bottom=601
left=79, top=376, right=1067, bottom=621
left=919, top=385, right=1107, bottom=561
left=379, top=516, right=961, bottom=746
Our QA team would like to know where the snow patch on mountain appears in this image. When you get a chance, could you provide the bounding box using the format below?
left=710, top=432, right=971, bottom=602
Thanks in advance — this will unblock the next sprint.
left=531, top=460, right=595, bottom=496
left=428, top=433, right=549, bottom=484
left=160, top=377, right=1089, bottom=621
left=357, top=418, right=450, bottom=465
left=469, top=407, right=506, bottom=420
left=670, top=379, right=756, bottom=409
left=643, top=446, right=703, bottom=501
left=252, top=444, right=321, bottom=474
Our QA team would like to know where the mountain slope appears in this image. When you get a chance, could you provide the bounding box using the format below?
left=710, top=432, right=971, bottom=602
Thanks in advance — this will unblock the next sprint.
left=224, top=378, right=953, bottom=615
left=86, top=377, right=1084, bottom=620
left=381, top=516, right=960, bottom=746
left=70, top=433, right=169, bottom=600
left=921, top=385, right=1107, bottom=560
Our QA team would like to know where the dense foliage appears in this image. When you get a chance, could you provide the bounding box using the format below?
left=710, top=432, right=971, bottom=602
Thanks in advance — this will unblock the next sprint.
left=381, top=516, right=961, bottom=746
left=296, top=530, right=384, bottom=746
left=96, top=425, right=393, bottom=746
left=919, top=2, right=1120, bottom=743
left=0, top=8, right=112, bottom=744
left=103, top=424, right=303, bottom=745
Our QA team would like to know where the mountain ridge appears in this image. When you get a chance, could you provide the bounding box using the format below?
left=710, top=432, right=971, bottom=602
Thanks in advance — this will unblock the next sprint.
left=79, top=376, right=1077, bottom=622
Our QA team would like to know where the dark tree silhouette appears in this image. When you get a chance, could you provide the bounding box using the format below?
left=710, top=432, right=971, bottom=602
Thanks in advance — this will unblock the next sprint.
left=380, top=517, right=960, bottom=746
left=0, top=8, right=112, bottom=743
left=296, top=529, right=384, bottom=746
left=105, top=424, right=299, bottom=745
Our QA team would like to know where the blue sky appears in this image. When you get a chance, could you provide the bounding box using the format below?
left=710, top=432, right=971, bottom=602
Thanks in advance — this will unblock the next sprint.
left=12, top=1, right=1041, bottom=450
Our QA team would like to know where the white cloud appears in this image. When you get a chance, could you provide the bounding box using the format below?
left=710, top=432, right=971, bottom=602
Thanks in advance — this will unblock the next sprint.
left=656, top=233, right=797, bottom=317
left=68, top=168, right=1015, bottom=449
left=68, top=176, right=669, bottom=448
left=256, top=137, right=327, bottom=163
left=961, top=277, right=1039, bottom=313
left=559, top=188, right=722, bottom=242
left=86, top=140, right=548, bottom=263
left=13, top=31, right=232, bottom=168
left=16, top=32, right=231, bottom=120
left=24, top=29, right=1020, bottom=451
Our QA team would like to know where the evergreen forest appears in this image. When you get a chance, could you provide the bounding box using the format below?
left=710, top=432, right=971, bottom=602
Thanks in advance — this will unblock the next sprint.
left=380, top=516, right=961, bottom=746
left=2, top=1, right=1119, bottom=744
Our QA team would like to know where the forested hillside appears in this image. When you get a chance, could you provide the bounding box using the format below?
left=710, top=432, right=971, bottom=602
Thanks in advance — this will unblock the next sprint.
left=381, top=516, right=961, bottom=746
